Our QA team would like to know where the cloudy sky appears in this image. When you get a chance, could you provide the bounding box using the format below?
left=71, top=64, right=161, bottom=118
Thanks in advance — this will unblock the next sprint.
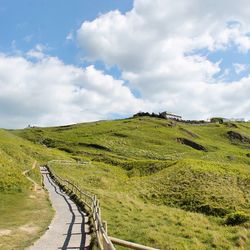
left=0, top=0, right=250, bottom=128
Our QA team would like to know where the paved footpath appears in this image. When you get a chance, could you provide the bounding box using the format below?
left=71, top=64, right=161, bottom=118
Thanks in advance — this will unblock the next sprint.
left=29, top=167, right=91, bottom=250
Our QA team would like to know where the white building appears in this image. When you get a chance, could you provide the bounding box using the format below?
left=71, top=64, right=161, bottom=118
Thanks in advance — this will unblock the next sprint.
left=160, top=111, right=182, bottom=120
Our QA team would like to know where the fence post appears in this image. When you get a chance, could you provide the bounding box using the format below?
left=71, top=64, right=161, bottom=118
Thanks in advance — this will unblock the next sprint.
left=92, top=196, right=96, bottom=221
left=46, top=161, right=119, bottom=250
left=98, top=201, right=102, bottom=220
left=103, top=221, right=108, bottom=233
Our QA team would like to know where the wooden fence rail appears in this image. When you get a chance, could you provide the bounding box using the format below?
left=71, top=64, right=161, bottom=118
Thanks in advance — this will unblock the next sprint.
left=46, top=162, right=160, bottom=250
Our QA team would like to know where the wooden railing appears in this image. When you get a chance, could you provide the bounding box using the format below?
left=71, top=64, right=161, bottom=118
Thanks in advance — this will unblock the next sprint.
left=46, top=162, right=159, bottom=250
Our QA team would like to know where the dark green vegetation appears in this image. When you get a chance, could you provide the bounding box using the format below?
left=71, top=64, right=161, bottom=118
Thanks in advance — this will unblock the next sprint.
left=210, top=117, right=224, bottom=124
left=12, top=117, right=250, bottom=249
left=0, top=129, right=68, bottom=249
left=226, top=211, right=250, bottom=226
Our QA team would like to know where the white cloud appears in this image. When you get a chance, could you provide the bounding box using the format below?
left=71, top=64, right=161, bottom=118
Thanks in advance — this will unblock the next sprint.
left=26, top=44, right=49, bottom=60
left=1, top=0, right=250, bottom=128
left=77, top=0, right=250, bottom=120
left=233, top=63, right=247, bottom=74
left=0, top=53, right=148, bottom=128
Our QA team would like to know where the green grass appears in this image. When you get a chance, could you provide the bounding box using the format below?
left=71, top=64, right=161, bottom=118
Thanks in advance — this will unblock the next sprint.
left=10, top=117, right=250, bottom=248
left=135, top=159, right=250, bottom=216
left=0, top=191, right=54, bottom=250
left=0, top=129, right=69, bottom=249
left=50, top=161, right=250, bottom=249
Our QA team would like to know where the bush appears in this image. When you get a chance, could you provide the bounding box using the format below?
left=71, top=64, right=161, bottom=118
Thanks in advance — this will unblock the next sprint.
left=210, top=117, right=224, bottom=124
left=225, top=211, right=249, bottom=226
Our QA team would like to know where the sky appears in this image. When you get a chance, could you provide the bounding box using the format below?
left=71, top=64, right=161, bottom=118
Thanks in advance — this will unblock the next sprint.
left=0, top=0, right=250, bottom=128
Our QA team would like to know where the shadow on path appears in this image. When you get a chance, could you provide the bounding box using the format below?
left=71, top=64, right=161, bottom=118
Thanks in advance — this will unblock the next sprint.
left=41, top=168, right=90, bottom=250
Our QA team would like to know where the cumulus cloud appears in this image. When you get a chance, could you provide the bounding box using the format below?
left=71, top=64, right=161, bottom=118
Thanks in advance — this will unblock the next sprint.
left=0, top=53, right=147, bottom=128
left=2, top=0, right=250, bottom=128
left=77, top=0, right=250, bottom=120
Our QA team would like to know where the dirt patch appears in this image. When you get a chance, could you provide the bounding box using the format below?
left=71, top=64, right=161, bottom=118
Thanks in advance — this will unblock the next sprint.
left=19, top=224, right=39, bottom=234
left=0, top=229, right=12, bottom=236
left=227, top=131, right=250, bottom=144
left=179, top=127, right=199, bottom=138
left=177, top=138, right=207, bottom=151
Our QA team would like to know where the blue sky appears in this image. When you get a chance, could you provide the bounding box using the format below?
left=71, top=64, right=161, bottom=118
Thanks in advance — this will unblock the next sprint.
left=0, top=0, right=250, bottom=128
left=0, top=0, right=132, bottom=65
left=208, top=46, right=250, bottom=82
left=191, top=45, right=250, bottom=82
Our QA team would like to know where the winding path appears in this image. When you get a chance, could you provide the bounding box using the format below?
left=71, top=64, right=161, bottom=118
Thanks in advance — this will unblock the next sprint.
left=22, top=161, right=39, bottom=192
left=29, top=167, right=91, bottom=250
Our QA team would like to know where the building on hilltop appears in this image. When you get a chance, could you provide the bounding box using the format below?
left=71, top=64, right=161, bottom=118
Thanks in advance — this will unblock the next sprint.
left=228, top=118, right=245, bottom=122
left=159, top=111, right=182, bottom=120
left=210, top=117, right=245, bottom=123
left=133, top=111, right=182, bottom=120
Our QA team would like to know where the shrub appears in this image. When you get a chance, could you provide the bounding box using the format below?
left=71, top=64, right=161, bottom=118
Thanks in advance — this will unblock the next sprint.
left=225, top=211, right=249, bottom=226
left=210, top=117, right=224, bottom=124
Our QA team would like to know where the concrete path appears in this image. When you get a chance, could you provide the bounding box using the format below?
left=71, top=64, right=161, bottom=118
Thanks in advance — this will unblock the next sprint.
left=29, top=167, right=91, bottom=250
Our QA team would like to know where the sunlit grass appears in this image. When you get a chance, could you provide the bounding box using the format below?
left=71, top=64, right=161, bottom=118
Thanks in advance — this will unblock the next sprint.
left=12, top=117, right=250, bottom=248
left=0, top=129, right=67, bottom=248
left=0, top=191, right=54, bottom=250
left=51, top=162, right=250, bottom=249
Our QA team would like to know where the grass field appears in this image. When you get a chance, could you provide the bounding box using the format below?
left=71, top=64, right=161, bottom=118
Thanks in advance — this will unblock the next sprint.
left=13, top=116, right=250, bottom=249
left=0, top=129, right=69, bottom=249
left=0, top=190, right=53, bottom=249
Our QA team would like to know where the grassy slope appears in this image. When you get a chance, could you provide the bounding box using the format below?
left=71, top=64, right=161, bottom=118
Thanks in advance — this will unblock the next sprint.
left=13, top=117, right=250, bottom=249
left=0, top=129, right=69, bottom=249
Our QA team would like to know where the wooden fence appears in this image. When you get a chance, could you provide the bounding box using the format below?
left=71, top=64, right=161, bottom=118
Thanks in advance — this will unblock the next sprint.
left=46, top=163, right=159, bottom=250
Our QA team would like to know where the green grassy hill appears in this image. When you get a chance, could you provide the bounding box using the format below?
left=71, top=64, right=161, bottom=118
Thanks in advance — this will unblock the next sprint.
left=0, top=129, right=69, bottom=249
left=12, top=117, right=250, bottom=249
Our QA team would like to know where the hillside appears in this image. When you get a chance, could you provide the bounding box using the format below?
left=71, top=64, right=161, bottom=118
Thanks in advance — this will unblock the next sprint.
left=0, top=129, right=69, bottom=249
left=12, top=116, right=250, bottom=249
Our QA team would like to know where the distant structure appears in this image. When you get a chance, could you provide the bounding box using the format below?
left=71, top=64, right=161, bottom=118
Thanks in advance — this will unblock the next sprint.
left=26, top=125, right=38, bottom=129
left=133, top=111, right=182, bottom=120
left=159, top=111, right=182, bottom=120
left=210, top=117, right=245, bottom=123
left=227, top=118, right=245, bottom=122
